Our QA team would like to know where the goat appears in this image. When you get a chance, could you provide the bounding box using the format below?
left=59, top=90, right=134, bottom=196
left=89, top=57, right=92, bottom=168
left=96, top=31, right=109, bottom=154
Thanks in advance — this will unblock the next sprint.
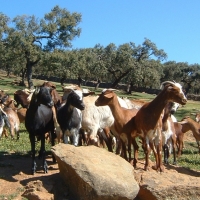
left=0, top=95, right=26, bottom=122
left=62, top=85, right=121, bottom=151
left=81, top=95, right=129, bottom=150
left=0, top=90, right=9, bottom=102
left=14, top=89, right=33, bottom=108
left=162, top=102, right=177, bottom=165
left=95, top=89, right=140, bottom=167
left=170, top=102, right=180, bottom=122
left=0, top=107, right=11, bottom=138
left=0, top=96, right=20, bottom=140
left=178, top=116, right=200, bottom=154
left=41, top=82, right=63, bottom=143
left=173, top=122, right=187, bottom=157
left=25, top=86, right=57, bottom=174
left=15, top=82, right=62, bottom=143
left=2, top=107, right=20, bottom=139
left=57, top=89, right=85, bottom=146
left=60, top=85, right=94, bottom=144
left=17, top=107, right=27, bottom=123
left=132, top=81, right=187, bottom=172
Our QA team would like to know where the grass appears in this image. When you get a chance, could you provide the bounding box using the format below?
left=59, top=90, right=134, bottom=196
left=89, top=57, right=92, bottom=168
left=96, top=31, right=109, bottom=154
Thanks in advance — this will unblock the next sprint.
left=0, top=187, right=25, bottom=200
left=0, top=74, right=200, bottom=171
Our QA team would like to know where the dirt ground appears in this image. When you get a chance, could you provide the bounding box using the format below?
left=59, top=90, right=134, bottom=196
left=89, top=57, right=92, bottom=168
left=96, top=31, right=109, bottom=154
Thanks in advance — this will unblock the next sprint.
left=0, top=154, right=69, bottom=200
left=0, top=132, right=198, bottom=200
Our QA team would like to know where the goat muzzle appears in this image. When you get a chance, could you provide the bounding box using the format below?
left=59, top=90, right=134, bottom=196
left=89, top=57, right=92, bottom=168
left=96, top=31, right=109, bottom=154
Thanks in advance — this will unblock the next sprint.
left=181, top=98, right=187, bottom=105
left=47, top=101, right=54, bottom=108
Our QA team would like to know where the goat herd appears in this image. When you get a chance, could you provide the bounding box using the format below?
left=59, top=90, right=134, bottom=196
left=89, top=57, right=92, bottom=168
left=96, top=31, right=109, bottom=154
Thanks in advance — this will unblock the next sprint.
left=0, top=80, right=199, bottom=175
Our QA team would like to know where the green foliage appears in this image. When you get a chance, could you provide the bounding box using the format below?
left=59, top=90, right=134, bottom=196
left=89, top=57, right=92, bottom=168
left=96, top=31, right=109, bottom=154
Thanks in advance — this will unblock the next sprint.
left=1, top=6, right=200, bottom=92
left=0, top=5, right=82, bottom=87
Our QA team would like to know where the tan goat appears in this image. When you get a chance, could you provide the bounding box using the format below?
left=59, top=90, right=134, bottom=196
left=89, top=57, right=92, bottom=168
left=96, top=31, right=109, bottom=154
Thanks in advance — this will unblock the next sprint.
left=178, top=116, right=200, bottom=154
left=95, top=89, right=140, bottom=167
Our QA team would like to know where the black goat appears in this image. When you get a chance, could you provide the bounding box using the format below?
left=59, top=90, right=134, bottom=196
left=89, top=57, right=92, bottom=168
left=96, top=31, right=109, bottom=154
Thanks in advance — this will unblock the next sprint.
left=57, top=90, right=85, bottom=146
left=25, top=86, right=56, bottom=175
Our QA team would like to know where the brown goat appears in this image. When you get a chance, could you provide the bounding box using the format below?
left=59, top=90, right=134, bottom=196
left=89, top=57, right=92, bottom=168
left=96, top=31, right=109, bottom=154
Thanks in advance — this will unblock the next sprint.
left=173, top=122, right=189, bottom=157
left=132, top=81, right=187, bottom=172
left=3, top=107, right=20, bottom=139
left=95, top=89, right=139, bottom=167
left=178, top=116, right=200, bottom=153
left=14, top=89, right=32, bottom=108
left=16, top=107, right=27, bottom=123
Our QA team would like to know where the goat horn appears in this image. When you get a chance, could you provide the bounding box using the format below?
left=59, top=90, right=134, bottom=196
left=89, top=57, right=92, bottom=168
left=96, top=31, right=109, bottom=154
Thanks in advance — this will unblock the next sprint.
left=160, top=81, right=176, bottom=89
left=102, top=88, right=117, bottom=93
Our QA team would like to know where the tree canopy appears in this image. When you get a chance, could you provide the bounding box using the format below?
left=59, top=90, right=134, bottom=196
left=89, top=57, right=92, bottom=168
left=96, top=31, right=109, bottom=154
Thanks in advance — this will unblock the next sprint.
left=0, top=5, right=81, bottom=88
left=0, top=6, right=200, bottom=94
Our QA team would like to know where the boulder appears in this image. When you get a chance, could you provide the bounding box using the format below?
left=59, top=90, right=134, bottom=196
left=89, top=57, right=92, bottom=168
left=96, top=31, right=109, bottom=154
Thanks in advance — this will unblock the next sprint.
left=51, top=143, right=139, bottom=200
left=134, top=159, right=200, bottom=200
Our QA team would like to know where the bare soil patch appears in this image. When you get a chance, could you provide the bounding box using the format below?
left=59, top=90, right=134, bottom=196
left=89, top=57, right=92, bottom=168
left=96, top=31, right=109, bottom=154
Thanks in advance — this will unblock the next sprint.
left=0, top=154, right=68, bottom=199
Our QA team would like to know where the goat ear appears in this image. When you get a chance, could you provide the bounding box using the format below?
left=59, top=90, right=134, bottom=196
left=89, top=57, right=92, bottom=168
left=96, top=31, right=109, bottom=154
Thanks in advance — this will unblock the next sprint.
left=104, top=92, right=114, bottom=98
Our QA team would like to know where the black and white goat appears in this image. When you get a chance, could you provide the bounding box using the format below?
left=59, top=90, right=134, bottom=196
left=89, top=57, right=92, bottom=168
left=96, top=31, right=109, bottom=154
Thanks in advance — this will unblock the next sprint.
left=25, top=86, right=57, bottom=175
left=57, top=89, right=85, bottom=146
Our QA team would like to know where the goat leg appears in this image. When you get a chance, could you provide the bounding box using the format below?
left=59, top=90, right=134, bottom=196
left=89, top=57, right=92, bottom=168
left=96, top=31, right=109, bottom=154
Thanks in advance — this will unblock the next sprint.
left=43, top=155, right=48, bottom=174
left=172, top=138, right=177, bottom=165
left=132, top=138, right=139, bottom=168
left=70, top=129, right=80, bottom=146
left=30, top=134, right=37, bottom=175
left=121, top=140, right=128, bottom=161
left=31, top=161, right=37, bottom=175
left=156, top=142, right=164, bottom=172
left=163, top=144, right=169, bottom=164
left=40, top=136, right=48, bottom=173
left=115, top=138, right=122, bottom=155
left=144, top=142, right=150, bottom=171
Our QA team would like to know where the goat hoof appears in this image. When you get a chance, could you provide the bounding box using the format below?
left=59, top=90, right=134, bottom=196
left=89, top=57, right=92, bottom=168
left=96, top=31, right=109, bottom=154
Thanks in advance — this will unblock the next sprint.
left=159, top=166, right=165, bottom=173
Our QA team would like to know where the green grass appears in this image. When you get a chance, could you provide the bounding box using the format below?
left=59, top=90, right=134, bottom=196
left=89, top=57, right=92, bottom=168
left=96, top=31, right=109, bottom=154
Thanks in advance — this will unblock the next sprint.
left=0, top=74, right=200, bottom=171
left=0, top=124, right=52, bottom=158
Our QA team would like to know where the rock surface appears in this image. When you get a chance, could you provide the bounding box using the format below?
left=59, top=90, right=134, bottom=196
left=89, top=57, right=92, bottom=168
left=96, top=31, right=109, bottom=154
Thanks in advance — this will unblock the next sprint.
left=51, top=143, right=140, bottom=200
left=22, top=180, right=54, bottom=200
left=134, top=159, right=200, bottom=200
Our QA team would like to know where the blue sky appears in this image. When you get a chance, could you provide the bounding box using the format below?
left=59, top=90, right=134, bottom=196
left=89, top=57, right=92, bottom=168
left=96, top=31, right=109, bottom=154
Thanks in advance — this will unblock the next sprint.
left=1, top=0, right=200, bottom=64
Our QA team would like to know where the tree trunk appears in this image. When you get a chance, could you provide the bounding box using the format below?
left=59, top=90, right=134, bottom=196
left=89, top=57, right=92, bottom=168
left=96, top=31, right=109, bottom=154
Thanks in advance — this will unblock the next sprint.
left=19, top=68, right=27, bottom=86
left=25, top=56, right=41, bottom=89
left=26, top=63, right=34, bottom=89
left=6, top=69, right=11, bottom=77
left=110, top=69, right=132, bottom=88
